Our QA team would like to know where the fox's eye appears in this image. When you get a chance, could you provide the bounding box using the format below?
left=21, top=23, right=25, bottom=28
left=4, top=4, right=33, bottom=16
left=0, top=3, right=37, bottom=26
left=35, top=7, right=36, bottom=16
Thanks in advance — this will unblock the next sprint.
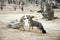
left=27, top=17, right=29, bottom=19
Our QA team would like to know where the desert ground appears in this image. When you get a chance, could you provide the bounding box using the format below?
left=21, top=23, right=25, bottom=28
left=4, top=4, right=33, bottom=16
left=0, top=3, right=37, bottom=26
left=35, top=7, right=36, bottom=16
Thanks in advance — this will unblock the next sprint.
left=0, top=4, right=60, bottom=40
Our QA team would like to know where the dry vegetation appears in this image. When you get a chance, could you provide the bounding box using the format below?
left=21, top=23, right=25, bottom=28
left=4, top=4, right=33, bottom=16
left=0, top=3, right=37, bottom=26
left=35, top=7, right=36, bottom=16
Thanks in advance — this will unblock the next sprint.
left=0, top=2, right=60, bottom=40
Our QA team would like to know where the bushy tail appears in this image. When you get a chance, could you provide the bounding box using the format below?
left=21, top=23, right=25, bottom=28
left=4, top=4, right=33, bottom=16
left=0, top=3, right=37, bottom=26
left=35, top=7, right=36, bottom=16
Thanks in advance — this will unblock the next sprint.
left=41, top=27, right=46, bottom=34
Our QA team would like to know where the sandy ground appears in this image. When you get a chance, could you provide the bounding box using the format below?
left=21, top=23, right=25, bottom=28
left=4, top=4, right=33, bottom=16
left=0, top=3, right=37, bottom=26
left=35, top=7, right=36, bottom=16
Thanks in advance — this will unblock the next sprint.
left=0, top=4, right=60, bottom=40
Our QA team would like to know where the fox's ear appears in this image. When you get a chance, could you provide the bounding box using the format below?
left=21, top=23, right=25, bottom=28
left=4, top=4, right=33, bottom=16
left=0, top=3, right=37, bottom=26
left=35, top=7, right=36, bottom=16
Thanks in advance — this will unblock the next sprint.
left=31, top=16, right=35, bottom=18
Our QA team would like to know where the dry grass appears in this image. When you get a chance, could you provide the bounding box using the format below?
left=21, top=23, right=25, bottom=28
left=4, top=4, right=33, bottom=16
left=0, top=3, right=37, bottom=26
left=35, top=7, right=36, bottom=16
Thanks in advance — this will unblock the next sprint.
left=0, top=4, right=60, bottom=40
